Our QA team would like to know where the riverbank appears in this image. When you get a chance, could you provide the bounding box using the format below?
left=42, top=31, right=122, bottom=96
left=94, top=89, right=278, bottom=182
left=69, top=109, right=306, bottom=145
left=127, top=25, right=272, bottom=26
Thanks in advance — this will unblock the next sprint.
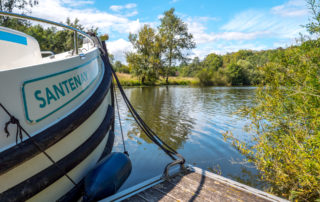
left=115, top=73, right=199, bottom=86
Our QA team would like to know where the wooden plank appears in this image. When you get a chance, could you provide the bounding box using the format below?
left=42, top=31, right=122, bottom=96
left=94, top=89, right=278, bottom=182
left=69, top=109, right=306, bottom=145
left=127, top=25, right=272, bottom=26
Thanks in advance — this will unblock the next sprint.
left=122, top=195, right=145, bottom=202
left=190, top=166, right=286, bottom=202
left=162, top=171, right=248, bottom=202
left=153, top=180, right=210, bottom=202
left=182, top=172, right=270, bottom=202
left=137, top=187, right=178, bottom=202
left=112, top=167, right=285, bottom=202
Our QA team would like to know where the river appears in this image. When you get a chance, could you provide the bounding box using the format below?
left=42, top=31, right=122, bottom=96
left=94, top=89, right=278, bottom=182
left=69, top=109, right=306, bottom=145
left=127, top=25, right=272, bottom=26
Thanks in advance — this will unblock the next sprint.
left=112, top=86, right=265, bottom=191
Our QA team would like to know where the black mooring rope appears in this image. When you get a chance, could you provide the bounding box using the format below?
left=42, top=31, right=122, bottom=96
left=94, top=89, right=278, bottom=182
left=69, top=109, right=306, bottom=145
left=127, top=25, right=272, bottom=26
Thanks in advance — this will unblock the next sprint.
left=0, top=103, right=77, bottom=186
left=99, top=40, right=185, bottom=163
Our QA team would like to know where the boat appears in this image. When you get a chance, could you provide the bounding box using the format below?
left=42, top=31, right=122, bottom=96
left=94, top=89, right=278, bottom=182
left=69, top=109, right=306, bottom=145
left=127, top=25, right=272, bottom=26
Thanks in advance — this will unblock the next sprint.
left=0, top=12, right=288, bottom=202
left=0, top=12, right=127, bottom=201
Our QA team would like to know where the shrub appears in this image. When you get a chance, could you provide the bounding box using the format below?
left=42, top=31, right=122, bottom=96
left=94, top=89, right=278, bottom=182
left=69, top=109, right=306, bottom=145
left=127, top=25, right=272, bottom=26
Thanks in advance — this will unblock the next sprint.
left=224, top=39, right=320, bottom=201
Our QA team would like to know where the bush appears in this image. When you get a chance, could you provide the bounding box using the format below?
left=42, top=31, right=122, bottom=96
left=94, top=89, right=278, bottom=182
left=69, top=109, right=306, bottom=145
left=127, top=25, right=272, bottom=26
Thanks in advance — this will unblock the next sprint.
left=196, top=68, right=213, bottom=86
left=224, top=39, right=320, bottom=201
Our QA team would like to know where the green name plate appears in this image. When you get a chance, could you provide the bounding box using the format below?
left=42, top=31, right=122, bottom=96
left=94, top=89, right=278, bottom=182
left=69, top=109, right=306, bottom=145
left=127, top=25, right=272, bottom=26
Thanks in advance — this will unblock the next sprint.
left=22, top=58, right=100, bottom=123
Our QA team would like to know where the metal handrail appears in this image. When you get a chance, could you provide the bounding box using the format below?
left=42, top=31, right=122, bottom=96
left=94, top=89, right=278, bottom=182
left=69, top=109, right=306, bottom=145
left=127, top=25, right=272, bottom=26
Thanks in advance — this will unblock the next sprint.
left=0, top=11, right=95, bottom=55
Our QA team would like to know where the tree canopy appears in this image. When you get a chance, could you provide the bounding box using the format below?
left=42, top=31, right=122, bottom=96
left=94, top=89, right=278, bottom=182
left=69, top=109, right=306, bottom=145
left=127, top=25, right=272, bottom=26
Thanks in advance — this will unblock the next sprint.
left=158, top=8, right=195, bottom=83
left=0, top=0, right=38, bottom=12
left=126, top=25, right=161, bottom=84
left=127, top=8, right=195, bottom=84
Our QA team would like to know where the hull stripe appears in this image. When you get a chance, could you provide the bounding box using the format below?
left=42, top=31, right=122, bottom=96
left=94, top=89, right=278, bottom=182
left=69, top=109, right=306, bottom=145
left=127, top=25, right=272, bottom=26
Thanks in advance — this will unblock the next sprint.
left=0, top=105, right=114, bottom=202
left=57, top=130, right=115, bottom=202
left=0, top=55, right=112, bottom=175
left=0, top=30, right=27, bottom=45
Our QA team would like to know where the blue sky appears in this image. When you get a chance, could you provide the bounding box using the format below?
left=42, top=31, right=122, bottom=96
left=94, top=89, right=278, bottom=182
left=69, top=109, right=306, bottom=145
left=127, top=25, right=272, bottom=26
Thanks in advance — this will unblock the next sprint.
left=27, top=0, right=310, bottom=62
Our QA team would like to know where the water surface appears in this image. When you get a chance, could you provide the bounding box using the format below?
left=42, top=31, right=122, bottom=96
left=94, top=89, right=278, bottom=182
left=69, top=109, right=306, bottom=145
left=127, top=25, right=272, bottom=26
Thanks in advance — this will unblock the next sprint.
left=112, top=86, right=264, bottom=191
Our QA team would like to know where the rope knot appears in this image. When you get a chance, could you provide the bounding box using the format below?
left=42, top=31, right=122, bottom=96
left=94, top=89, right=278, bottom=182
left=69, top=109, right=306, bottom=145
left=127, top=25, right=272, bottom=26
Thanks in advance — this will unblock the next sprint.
left=10, top=116, right=19, bottom=125
left=4, top=115, right=23, bottom=144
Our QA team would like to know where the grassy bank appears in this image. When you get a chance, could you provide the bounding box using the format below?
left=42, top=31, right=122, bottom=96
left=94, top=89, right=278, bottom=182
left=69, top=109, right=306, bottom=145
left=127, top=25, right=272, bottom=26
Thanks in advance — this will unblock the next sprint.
left=115, top=73, right=199, bottom=86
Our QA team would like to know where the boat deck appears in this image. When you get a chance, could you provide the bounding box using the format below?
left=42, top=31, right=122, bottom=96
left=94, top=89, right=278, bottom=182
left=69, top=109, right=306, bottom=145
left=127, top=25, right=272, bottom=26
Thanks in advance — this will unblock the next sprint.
left=103, top=165, right=287, bottom=202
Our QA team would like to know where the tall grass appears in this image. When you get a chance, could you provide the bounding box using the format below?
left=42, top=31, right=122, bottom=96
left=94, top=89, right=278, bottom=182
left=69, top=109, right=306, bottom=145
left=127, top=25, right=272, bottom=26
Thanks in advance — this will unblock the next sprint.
left=115, top=73, right=140, bottom=86
left=115, top=73, right=199, bottom=86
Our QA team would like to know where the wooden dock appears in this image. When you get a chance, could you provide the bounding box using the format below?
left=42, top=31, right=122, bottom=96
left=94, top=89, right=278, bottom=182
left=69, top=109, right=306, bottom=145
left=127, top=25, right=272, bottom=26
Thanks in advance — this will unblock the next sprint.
left=102, top=165, right=287, bottom=202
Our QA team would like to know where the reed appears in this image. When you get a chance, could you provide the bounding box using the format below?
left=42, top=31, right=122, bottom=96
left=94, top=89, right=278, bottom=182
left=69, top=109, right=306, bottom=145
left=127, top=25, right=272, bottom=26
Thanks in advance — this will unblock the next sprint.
left=115, top=73, right=199, bottom=86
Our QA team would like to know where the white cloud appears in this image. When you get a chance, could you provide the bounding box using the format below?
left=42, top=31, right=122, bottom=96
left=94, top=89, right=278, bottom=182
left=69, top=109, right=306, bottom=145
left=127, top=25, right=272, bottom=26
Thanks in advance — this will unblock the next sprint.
left=110, top=3, right=137, bottom=12
left=23, top=0, right=146, bottom=61
left=185, top=0, right=310, bottom=59
left=109, top=5, right=122, bottom=12
left=190, top=41, right=269, bottom=59
left=221, top=6, right=309, bottom=39
left=170, top=0, right=179, bottom=4
left=63, top=0, right=94, bottom=7
left=107, top=39, right=133, bottom=63
left=271, top=0, right=308, bottom=17
left=28, top=0, right=133, bottom=33
left=21, top=0, right=312, bottom=62
left=157, top=14, right=164, bottom=20
left=186, top=16, right=267, bottom=45
left=126, top=10, right=138, bottom=17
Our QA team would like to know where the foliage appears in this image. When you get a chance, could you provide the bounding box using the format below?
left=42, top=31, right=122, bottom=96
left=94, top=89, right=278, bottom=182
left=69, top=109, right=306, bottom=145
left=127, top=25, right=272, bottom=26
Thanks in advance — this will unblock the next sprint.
left=114, top=72, right=141, bottom=86
left=225, top=63, right=248, bottom=85
left=1, top=15, right=97, bottom=54
left=225, top=40, right=320, bottom=201
left=0, top=0, right=38, bottom=12
left=126, top=25, right=161, bottom=84
left=305, top=0, right=320, bottom=34
left=126, top=8, right=195, bottom=84
left=158, top=8, right=195, bottom=83
left=0, top=0, right=38, bottom=29
left=223, top=2, right=320, bottom=198
left=180, top=57, right=201, bottom=77
left=211, top=69, right=229, bottom=86
left=202, top=53, right=223, bottom=71
left=196, top=68, right=213, bottom=86
left=0, top=0, right=97, bottom=54
left=178, top=48, right=269, bottom=86
left=114, top=61, right=130, bottom=73
left=115, top=72, right=198, bottom=86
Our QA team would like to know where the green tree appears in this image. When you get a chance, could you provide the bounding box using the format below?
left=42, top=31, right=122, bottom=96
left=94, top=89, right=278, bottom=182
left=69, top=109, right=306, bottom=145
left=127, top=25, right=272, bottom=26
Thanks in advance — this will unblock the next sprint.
left=180, top=56, right=202, bottom=77
left=159, top=8, right=195, bottom=83
left=196, top=68, right=213, bottom=86
left=114, top=61, right=130, bottom=73
left=23, top=18, right=89, bottom=54
left=305, top=0, right=320, bottom=35
left=0, top=0, right=38, bottom=28
left=127, top=25, right=161, bottom=84
left=0, top=0, right=38, bottom=12
left=226, top=63, right=247, bottom=85
left=202, top=53, right=223, bottom=71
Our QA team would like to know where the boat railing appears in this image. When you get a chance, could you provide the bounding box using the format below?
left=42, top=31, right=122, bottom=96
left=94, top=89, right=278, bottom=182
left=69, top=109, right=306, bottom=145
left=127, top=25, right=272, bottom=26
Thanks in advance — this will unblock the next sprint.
left=0, top=11, right=95, bottom=55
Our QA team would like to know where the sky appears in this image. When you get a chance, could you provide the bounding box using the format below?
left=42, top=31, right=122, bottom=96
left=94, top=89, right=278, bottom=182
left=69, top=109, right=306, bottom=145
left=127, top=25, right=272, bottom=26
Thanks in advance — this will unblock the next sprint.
left=26, top=0, right=311, bottom=63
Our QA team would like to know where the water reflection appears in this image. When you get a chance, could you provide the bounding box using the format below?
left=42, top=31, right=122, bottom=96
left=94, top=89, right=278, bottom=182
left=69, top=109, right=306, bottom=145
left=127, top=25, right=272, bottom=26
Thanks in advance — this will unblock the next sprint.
left=126, top=86, right=195, bottom=150
left=113, top=86, right=266, bottom=191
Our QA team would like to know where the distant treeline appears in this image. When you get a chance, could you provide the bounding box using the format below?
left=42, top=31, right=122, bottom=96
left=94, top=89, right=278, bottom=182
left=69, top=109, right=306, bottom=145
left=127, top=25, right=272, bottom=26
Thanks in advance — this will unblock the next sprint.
left=114, top=45, right=284, bottom=86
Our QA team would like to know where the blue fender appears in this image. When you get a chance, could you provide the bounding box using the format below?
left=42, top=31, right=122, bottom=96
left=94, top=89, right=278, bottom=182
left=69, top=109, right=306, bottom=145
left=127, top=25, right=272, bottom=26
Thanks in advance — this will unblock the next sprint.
left=84, top=152, right=132, bottom=201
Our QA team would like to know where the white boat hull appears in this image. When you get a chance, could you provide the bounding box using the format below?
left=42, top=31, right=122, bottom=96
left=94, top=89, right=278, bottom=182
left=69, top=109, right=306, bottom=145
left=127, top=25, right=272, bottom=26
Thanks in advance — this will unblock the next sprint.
left=0, top=47, right=115, bottom=201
